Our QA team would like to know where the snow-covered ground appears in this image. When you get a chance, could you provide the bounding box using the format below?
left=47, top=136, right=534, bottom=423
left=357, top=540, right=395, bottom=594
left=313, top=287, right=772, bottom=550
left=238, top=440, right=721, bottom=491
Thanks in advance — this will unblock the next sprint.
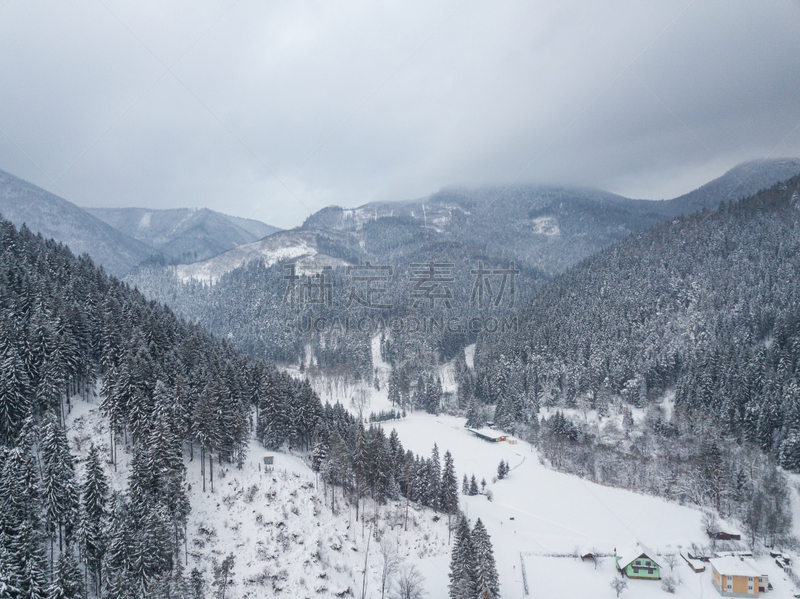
left=65, top=331, right=800, bottom=598
left=66, top=396, right=452, bottom=599
left=303, top=334, right=800, bottom=598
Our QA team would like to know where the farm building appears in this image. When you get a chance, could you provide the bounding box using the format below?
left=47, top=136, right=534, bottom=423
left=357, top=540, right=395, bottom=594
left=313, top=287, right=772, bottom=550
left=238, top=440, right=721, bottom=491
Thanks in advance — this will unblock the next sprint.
left=466, top=427, right=507, bottom=442
left=681, top=553, right=706, bottom=573
left=709, top=556, right=761, bottom=596
left=615, top=543, right=661, bottom=580
left=710, top=531, right=742, bottom=541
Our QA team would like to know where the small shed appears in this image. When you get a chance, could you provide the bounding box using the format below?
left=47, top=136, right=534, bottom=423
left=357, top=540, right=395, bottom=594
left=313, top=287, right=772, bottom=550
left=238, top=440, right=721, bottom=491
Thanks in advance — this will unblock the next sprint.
left=681, top=553, right=706, bottom=573
left=264, top=456, right=274, bottom=466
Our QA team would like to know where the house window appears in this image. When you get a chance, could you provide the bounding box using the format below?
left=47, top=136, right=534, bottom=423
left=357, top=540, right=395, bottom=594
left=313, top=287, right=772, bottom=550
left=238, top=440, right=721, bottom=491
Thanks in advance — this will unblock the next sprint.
left=648, top=568, right=654, bottom=575
left=635, top=560, right=641, bottom=566
left=633, top=567, right=639, bottom=573
left=645, top=560, right=651, bottom=567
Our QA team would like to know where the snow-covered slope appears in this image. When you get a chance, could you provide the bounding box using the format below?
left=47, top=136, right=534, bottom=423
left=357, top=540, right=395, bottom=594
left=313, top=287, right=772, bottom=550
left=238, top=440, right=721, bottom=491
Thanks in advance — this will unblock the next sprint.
left=66, top=396, right=452, bottom=599
left=662, top=157, right=800, bottom=217
left=86, top=207, right=280, bottom=263
left=174, top=228, right=358, bottom=285
left=297, top=336, right=800, bottom=599
left=0, top=169, right=154, bottom=277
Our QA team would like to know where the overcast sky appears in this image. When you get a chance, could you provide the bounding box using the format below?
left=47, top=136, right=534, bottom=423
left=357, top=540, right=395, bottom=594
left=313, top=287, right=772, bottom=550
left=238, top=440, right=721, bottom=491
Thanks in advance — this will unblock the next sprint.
left=1, top=0, right=799, bottom=229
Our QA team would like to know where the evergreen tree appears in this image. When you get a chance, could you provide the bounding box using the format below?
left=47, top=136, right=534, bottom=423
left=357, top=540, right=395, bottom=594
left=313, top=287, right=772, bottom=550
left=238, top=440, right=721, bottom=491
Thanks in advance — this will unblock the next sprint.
left=440, top=451, right=459, bottom=515
left=0, top=333, right=32, bottom=446
left=47, top=550, right=84, bottom=599
left=465, top=399, right=484, bottom=429
left=472, top=518, right=499, bottom=599
left=448, top=515, right=474, bottom=599
left=79, top=444, right=109, bottom=595
left=11, top=519, right=48, bottom=599
left=497, top=460, right=508, bottom=480
left=190, top=568, right=206, bottom=599
left=428, top=444, right=441, bottom=511
left=469, top=475, right=479, bottom=496
left=212, top=553, right=235, bottom=599
left=40, top=414, right=79, bottom=554
left=462, top=474, right=469, bottom=496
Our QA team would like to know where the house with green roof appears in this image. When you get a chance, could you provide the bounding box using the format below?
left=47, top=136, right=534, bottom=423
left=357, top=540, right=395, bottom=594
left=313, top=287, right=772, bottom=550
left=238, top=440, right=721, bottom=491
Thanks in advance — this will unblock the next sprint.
left=615, top=543, right=661, bottom=580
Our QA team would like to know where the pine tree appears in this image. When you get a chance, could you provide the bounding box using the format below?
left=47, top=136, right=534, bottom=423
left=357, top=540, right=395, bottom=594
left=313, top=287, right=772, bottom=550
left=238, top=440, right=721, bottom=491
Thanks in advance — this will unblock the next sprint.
left=448, top=515, right=474, bottom=599
left=11, top=519, right=48, bottom=599
left=190, top=568, right=206, bottom=599
left=40, top=415, right=79, bottom=555
left=440, top=451, right=459, bottom=515
left=497, top=460, right=508, bottom=480
left=462, top=474, right=469, bottom=496
left=472, top=518, right=499, bottom=599
left=0, top=333, right=32, bottom=445
left=0, top=532, right=21, bottom=597
left=469, top=475, right=479, bottom=496
left=465, top=399, right=484, bottom=429
left=47, top=550, right=84, bottom=599
left=79, top=444, right=109, bottom=595
left=212, top=553, right=235, bottom=599
left=428, top=444, right=441, bottom=511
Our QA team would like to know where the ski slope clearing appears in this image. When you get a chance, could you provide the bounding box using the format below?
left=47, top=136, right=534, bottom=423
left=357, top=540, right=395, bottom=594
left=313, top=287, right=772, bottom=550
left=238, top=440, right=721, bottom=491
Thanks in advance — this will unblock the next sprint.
left=295, top=333, right=800, bottom=597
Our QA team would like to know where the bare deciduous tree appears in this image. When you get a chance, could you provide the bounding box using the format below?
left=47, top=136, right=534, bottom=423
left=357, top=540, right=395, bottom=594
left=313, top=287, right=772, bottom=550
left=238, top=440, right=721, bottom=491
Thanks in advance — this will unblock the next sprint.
left=610, top=578, right=628, bottom=598
left=662, top=552, right=678, bottom=571
left=391, top=564, right=427, bottom=599
left=379, top=538, right=402, bottom=599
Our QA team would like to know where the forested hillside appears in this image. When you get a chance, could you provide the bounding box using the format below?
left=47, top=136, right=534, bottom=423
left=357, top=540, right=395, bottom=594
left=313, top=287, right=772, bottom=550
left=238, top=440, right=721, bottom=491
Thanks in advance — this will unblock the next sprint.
left=460, top=176, right=800, bottom=541
left=0, top=170, right=154, bottom=277
left=0, top=217, right=475, bottom=598
left=0, top=218, right=317, bottom=596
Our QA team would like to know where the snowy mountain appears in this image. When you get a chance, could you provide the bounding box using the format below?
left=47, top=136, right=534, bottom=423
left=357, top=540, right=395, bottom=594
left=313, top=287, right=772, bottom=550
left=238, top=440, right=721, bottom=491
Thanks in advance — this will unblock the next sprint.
left=86, top=206, right=280, bottom=264
left=303, top=158, right=800, bottom=275
left=0, top=169, right=154, bottom=277
left=659, top=157, right=800, bottom=217
left=173, top=227, right=362, bottom=285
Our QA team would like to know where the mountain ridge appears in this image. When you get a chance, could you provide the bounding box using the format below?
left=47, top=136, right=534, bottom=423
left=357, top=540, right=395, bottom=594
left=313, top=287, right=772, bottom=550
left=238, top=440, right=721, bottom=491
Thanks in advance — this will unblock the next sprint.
left=0, top=169, right=154, bottom=277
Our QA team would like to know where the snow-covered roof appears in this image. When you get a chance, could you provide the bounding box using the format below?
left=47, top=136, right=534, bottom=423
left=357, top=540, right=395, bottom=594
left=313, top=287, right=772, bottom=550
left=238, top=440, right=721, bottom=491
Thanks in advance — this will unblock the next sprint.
left=466, top=427, right=507, bottom=439
left=616, top=543, right=660, bottom=569
left=709, top=557, right=761, bottom=578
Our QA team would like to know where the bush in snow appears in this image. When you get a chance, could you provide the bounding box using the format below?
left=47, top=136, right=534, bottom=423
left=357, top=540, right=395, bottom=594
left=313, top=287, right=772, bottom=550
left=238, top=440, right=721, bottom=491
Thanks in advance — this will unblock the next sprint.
left=661, top=574, right=680, bottom=593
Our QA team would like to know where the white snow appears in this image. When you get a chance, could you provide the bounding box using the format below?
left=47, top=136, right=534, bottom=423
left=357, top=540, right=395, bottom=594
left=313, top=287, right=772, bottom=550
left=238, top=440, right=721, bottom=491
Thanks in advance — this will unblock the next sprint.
left=464, top=343, right=475, bottom=369
left=530, top=216, right=560, bottom=236
left=137, top=212, right=152, bottom=230
left=65, top=394, right=453, bottom=599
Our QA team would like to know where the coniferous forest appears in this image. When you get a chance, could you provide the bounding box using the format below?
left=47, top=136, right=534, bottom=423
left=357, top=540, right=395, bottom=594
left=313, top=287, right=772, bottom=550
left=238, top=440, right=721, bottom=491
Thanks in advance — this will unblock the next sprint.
left=464, top=176, right=800, bottom=545
left=0, top=217, right=474, bottom=598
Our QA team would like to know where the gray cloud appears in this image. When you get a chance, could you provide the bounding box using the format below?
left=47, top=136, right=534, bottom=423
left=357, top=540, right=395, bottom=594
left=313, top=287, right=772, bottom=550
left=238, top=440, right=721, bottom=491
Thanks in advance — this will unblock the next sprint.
left=1, top=0, right=799, bottom=228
